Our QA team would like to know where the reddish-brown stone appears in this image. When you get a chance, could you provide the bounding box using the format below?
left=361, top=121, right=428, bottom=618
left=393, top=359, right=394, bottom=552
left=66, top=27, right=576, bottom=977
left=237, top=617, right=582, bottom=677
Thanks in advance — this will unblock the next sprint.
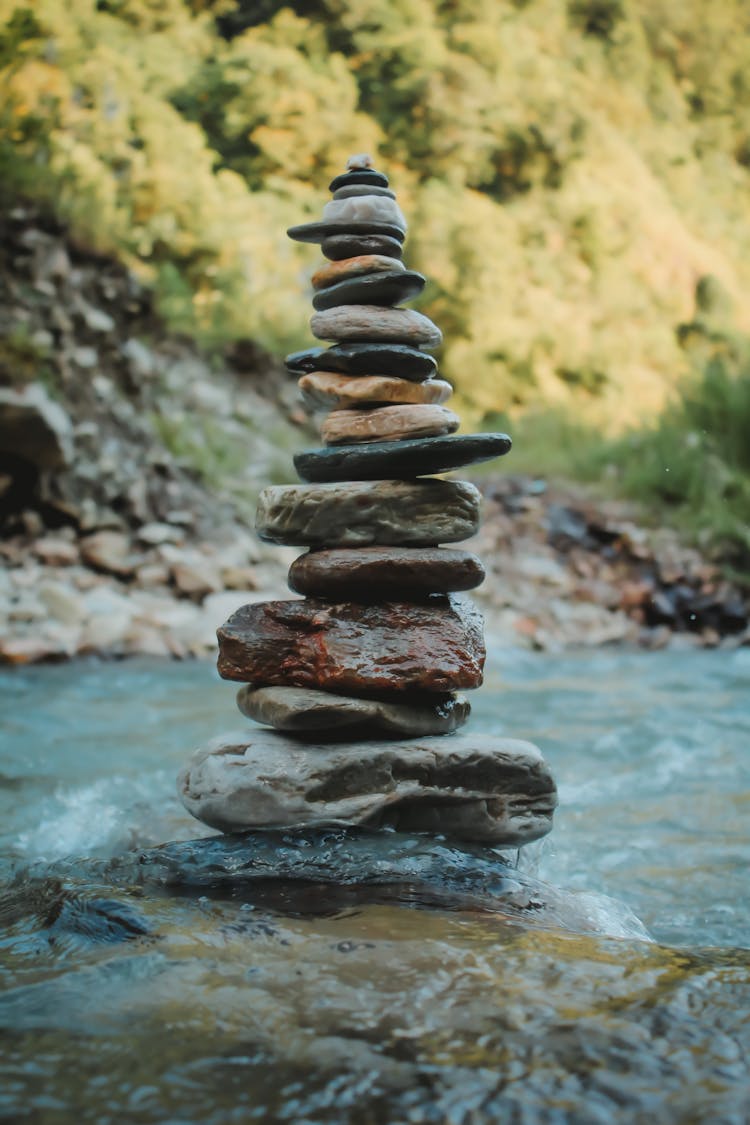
left=288, top=546, right=485, bottom=599
left=217, top=597, right=485, bottom=694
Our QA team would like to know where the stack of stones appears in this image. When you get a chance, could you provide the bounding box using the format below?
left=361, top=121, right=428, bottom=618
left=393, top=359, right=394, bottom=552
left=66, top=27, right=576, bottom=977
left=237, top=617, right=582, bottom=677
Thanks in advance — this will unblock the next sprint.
left=178, top=156, right=557, bottom=850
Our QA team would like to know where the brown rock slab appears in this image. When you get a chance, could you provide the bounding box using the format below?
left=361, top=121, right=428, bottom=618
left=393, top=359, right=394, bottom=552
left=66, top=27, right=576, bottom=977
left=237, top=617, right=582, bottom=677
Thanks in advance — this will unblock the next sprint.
left=236, top=685, right=470, bottom=737
left=288, top=546, right=485, bottom=598
left=311, top=306, right=442, bottom=348
left=299, top=372, right=452, bottom=410
left=217, top=596, right=485, bottom=694
left=322, top=403, right=460, bottom=445
left=178, top=731, right=557, bottom=845
left=311, top=255, right=404, bottom=290
left=255, top=479, right=481, bottom=548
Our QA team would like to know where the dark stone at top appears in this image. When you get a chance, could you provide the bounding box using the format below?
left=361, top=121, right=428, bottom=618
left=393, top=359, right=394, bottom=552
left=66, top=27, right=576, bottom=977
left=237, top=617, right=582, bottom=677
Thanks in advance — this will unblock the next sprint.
left=333, top=185, right=396, bottom=200
left=285, top=347, right=328, bottom=375
left=329, top=169, right=389, bottom=192
left=287, top=220, right=404, bottom=246
left=294, top=432, right=513, bottom=483
left=317, top=342, right=438, bottom=380
left=312, top=270, right=426, bottom=311
left=322, top=234, right=404, bottom=262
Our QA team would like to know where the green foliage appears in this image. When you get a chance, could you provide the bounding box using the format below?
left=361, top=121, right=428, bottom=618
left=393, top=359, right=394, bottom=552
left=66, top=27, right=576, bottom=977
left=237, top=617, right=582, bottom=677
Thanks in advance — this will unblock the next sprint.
left=1, top=0, right=750, bottom=434
left=508, top=345, right=750, bottom=570
left=0, top=325, right=55, bottom=389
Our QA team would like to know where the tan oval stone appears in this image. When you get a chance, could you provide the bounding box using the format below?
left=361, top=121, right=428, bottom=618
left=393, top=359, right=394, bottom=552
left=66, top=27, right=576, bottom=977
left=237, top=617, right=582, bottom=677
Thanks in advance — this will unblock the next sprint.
left=311, top=306, right=442, bottom=348
left=311, top=255, right=405, bottom=290
left=299, top=372, right=452, bottom=410
left=321, top=404, right=460, bottom=445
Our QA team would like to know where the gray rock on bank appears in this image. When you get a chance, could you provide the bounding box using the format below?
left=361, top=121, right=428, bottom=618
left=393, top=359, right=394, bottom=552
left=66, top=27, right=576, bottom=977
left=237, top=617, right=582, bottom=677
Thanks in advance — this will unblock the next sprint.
left=178, top=731, right=557, bottom=845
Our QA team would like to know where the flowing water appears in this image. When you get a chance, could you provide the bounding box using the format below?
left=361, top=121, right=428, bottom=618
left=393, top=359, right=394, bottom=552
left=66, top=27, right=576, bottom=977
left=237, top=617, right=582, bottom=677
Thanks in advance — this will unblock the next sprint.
left=1, top=646, right=749, bottom=1123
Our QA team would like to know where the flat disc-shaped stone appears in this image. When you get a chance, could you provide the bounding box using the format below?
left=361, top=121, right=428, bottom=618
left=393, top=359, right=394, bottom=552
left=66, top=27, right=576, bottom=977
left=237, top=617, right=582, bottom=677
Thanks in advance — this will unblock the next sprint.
left=178, top=730, right=557, bottom=845
left=312, top=255, right=404, bottom=290
left=320, top=342, right=438, bottom=380
left=321, top=403, right=459, bottom=445
left=256, top=479, right=481, bottom=548
left=323, top=196, right=407, bottom=231
left=298, top=372, right=452, bottom=410
left=236, top=684, right=470, bottom=738
left=332, top=184, right=396, bottom=200
left=287, top=220, right=405, bottom=245
left=294, top=432, right=512, bottom=483
left=217, top=596, right=485, bottom=694
left=288, top=546, right=485, bottom=598
left=329, top=168, right=389, bottom=192
left=322, top=234, right=404, bottom=261
left=312, top=270, right=425, bottom=311
left=311, top=307, right=442, bottom=348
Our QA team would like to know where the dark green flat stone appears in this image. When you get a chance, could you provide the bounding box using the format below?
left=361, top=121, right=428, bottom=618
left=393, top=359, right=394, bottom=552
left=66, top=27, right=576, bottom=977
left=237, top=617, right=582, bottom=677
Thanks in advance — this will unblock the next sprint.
left=333, top=185, right=396, bottom=200
left=294, top=432, right=513, bottom=482
left=287, top=220, right=405, bottom=246
left=322, top=233, right=404, bottom=261
left=329, top=169, right=389, bottom=192
left=318, top=342, right=438, bottom=380
left=312, top=270, right=426, bottom=311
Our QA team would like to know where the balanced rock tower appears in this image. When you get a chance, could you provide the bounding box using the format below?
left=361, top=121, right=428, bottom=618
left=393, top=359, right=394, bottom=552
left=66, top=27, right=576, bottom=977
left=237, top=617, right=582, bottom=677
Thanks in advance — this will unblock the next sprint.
left=178, top=156, right=557, bottom=848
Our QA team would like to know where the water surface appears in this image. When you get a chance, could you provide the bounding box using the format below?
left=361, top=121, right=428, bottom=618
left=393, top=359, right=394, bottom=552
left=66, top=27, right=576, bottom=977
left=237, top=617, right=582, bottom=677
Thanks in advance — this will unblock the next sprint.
left=1, top=648, right=748, bottom=1122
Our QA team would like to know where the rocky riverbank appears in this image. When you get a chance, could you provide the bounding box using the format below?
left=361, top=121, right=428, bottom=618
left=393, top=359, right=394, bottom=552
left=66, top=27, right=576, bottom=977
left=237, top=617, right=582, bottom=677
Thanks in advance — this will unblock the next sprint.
left=0, top=203, right=747, bottom=663
left=0, top=473, right=747, bottom=664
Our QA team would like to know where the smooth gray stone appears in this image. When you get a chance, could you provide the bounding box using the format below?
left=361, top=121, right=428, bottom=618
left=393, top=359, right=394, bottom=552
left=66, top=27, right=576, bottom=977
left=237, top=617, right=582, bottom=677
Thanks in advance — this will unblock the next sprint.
left=178, top=731, right=557, bottom=845
left=287, top=220, right=405, bottom=245
left=322, top=196, right=407, bottom=231
left=333, top=185, right=396, bottom=200
left=311, top=307, right=442, bottom=348
left=236, top=685, right=470, bottom=737
left=294, top=432, right=512, bottom=483
left=255, top=479, right=481, bottom=547
left=312, top=270, right=425, bottom=311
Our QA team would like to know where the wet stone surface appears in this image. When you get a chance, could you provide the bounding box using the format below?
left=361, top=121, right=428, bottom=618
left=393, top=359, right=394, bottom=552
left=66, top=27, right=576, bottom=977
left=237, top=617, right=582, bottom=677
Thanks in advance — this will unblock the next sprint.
left=216, top=595, right=486, bottom=694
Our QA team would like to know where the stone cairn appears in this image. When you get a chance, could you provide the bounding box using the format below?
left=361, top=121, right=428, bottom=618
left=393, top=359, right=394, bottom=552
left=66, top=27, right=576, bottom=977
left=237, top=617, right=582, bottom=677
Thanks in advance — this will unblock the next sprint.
left=178, top=156, right=557, bottom=850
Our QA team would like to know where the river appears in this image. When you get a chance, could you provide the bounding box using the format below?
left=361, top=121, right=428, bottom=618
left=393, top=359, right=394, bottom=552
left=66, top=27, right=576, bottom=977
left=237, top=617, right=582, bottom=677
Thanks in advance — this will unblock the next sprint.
left=1, top=647, right=748, bottom=1123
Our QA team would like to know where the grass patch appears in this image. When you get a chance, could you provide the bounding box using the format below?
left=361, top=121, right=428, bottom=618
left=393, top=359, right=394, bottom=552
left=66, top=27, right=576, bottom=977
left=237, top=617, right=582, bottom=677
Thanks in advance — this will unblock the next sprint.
left=496, top=356, right=750, bottom=575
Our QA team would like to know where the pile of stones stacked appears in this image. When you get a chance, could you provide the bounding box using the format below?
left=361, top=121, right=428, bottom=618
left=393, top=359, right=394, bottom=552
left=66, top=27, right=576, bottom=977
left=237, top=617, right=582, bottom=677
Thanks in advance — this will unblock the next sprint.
left=179, top=157, right=557, bottom=850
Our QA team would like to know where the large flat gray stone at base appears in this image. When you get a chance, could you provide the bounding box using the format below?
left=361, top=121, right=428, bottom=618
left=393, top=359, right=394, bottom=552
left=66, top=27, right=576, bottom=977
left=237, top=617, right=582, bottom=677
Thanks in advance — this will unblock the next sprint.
left=178, top=732, right=557, bottom=846
left=237, top=685, right=470, bottom=737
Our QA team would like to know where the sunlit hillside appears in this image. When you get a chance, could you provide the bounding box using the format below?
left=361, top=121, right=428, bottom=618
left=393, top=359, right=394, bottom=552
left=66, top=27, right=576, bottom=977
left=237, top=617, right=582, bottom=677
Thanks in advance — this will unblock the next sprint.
left=2, top=0, right=750, bottom=430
